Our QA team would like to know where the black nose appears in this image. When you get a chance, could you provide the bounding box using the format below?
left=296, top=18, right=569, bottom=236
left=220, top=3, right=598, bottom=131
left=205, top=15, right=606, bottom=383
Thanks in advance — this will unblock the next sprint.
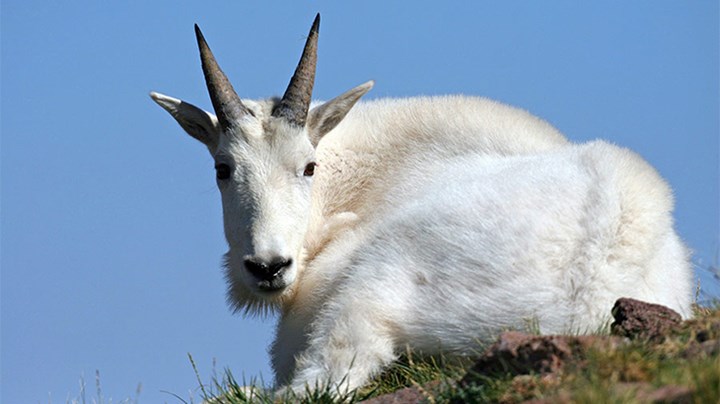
left=244, top=257, right=293, bottom=281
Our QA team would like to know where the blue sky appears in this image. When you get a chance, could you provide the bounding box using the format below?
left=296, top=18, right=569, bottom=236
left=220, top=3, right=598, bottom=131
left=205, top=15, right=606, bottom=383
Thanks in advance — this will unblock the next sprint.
left=2, top=1, right=718, bottom=403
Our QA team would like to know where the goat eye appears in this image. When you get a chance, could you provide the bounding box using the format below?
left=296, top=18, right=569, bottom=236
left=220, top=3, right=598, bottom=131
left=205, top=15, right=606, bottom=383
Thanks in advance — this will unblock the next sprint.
left=303, top=162, right=316, bottom=177
left=215, top=163, right=232, bottom=180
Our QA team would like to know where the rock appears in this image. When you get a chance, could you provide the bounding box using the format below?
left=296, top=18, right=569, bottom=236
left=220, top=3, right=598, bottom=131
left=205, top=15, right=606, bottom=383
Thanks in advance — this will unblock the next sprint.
left=611, top=298, right=682, bottom=341
left=360, top=380, right=444, bottom=404
left=460, top=332, right=621, bottom=387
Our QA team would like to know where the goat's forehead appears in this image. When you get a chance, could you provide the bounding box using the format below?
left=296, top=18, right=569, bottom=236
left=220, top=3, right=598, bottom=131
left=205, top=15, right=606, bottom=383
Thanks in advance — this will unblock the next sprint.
left=210, top=98, right=313, bottom=157
left=216, top=123, right=313, bottom=162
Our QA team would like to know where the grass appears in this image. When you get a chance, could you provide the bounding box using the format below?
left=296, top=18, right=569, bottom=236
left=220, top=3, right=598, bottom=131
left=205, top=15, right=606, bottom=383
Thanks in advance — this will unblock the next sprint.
left=188, top=353, right=463, bottom=403
left=356, top=351, right=469, bottom=398
left=193, top=305, right=720, bottom=403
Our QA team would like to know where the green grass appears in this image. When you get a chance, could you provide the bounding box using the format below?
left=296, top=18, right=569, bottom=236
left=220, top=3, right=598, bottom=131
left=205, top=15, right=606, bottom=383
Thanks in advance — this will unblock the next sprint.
left=193, top=305, right=720, bottom=404
left=356, top=351, right=469, bottom=398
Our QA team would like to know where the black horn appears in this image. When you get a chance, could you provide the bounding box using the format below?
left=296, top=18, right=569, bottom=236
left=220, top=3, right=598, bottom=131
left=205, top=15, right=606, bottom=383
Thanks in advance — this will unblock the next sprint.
left=195, top=24, right=251, bottom=130
left=272, top=14, right=320, bottom=127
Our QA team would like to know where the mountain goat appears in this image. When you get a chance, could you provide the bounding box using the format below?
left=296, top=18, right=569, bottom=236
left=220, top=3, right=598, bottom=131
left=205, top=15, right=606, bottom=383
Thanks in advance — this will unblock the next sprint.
left=150, top=15, right=692, bottom=396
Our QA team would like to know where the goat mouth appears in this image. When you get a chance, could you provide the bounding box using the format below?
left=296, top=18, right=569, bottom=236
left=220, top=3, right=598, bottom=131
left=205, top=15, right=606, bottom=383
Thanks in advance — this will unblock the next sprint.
left=256, top=279, right=287, bottom=293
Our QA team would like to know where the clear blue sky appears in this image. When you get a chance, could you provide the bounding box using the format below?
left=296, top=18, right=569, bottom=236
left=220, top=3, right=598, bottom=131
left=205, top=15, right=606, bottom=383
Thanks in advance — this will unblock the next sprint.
left=2, top=1, right=718, bottom=403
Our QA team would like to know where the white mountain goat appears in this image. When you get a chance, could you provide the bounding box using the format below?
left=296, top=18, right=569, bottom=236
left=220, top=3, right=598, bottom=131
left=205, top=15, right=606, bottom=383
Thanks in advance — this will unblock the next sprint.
left=150, top=15, right=692, bottom=396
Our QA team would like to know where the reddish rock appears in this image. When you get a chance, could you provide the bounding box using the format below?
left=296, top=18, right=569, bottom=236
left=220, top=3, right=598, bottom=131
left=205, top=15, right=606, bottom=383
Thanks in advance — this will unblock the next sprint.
left=361, top=380, right=444, bottom=404
left=611, top=298, right=682, bottom=341
left=459, top=332, right=620, bottom=387
left=359, top=385, right=426, bottom=404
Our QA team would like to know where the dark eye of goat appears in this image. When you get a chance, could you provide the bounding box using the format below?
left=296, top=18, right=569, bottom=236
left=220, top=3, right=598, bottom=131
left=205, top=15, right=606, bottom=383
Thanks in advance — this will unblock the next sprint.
left=303, top=162, right=316, bottom=177
left=215, top=163, right=232, bottom=180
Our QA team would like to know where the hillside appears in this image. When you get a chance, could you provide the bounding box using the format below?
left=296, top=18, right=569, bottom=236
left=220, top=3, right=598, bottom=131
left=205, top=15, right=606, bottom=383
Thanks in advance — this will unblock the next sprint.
left=198, top=298, right=719, bottom=403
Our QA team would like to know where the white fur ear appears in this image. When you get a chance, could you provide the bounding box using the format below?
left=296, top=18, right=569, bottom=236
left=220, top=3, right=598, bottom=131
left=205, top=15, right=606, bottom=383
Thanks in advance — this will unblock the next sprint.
left=307, top=80, right=374, bottom=146
left=150, top=91, right=220, bottom=149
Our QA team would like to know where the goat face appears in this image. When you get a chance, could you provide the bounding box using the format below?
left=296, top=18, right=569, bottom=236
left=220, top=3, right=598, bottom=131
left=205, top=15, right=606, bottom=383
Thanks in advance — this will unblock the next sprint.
left=150, top=15, right=373, bottom=313
left=216, top=114, right=316, bottom=300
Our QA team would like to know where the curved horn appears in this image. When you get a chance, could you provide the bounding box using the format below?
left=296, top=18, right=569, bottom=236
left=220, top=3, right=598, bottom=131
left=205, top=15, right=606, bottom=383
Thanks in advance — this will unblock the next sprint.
left=195, top=24, right=251, bottom=130
left=272, top=13, right=320, bottom=127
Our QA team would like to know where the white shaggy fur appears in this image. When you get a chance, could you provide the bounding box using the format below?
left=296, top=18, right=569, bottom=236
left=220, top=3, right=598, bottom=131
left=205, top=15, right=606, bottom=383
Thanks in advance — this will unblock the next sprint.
left=281, top=141, right=692, bottom=393
left=151, top=29, right=692, bottom=397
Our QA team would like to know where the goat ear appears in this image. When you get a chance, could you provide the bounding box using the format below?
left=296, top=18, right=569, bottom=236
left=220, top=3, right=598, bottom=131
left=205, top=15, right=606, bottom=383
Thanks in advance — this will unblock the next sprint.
left=307, top=80, right=374, bottom=146
left=150, top=91, right=220, bottom=149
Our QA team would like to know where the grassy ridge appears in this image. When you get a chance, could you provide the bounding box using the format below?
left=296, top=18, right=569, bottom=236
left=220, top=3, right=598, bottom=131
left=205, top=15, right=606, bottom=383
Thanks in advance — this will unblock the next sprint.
left=196, top=305, right=720, bottom=403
